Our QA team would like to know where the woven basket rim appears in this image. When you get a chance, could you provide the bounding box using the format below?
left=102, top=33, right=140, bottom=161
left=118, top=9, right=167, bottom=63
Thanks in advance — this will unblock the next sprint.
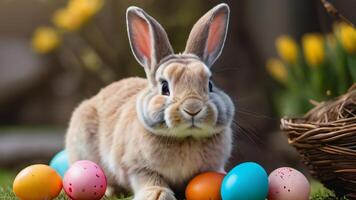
left=282, top=84, right=356, bottom=126
left=281, top=116, right=356, bottom=126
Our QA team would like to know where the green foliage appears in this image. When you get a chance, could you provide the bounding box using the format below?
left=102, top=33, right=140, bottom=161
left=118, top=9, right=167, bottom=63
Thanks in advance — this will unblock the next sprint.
left=0, top=170, right=15, bottom=187
left=310, top=181, right=348, bottom=200
left=267, top=24, right=356, bottom=117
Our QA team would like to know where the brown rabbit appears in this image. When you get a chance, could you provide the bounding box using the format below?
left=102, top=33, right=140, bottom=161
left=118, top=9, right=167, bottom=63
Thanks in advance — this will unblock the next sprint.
left=65, top=3, right=234, bottom=200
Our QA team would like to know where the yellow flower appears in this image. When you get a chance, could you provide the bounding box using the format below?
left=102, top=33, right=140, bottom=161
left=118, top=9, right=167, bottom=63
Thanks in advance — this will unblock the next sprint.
left=53, top=9, right=80, bottom=31
left=53, top=0, right=103, bottom=31
left=275, top=35, right=298, bottom=64
left=69, top=0, right=103, bottom=16
left=339, top=23, right=356, bottom=54
left=302, top=33, right=325, bottom=67
left=31, top=27, right=61, bottom=54
left=266, top=58, right=288, bottom=84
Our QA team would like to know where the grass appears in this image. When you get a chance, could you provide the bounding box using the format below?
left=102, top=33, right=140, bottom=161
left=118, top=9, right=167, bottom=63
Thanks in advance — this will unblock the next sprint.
left=0, top=187, right=131, bottom=200
left=310, top=181, right=348, bottom=200
left=0, top=170, right=15, bottom=187
left=0, top=187, right=132, bottom=200
left=0, top=182, right=348, bottom=200
left=0, top=169, right=348, bottom=200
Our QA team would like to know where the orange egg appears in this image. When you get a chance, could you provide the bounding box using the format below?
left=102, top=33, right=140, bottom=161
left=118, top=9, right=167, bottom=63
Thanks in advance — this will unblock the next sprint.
left=13, top=164, right=62, bottom=200
left=185, top=172, right=225, bottom=200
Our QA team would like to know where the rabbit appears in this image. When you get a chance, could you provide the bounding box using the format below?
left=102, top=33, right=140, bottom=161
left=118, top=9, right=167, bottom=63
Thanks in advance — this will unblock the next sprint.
left=65, top=3, right=234, bottom=200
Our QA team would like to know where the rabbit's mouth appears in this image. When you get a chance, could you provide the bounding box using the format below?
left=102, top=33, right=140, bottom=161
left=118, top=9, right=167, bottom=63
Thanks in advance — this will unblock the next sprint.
left=148, top=119, right=218, bottom=138
left=188, top=123, right=201, bottom=130
left=189, top=118, right=198, bottom=128
left=175, top=119, right=219, bottom=137
left=187, top=118, right=209, bottom=130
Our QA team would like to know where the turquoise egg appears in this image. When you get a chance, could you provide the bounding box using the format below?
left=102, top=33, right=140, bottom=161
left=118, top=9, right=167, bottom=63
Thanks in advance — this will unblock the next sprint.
left=221, top=162, right=268, bottom=200
left=49, top=150, right=69, bottom=177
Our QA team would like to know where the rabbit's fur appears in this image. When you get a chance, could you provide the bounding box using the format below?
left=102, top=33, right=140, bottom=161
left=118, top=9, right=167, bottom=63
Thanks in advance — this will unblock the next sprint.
left=66, top=3, right=234, bottom=200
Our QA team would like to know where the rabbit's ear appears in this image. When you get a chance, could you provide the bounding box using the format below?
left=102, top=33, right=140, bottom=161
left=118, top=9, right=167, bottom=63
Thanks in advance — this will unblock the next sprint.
left=126, top=6, right=173, bottom=73
left=184, top=3, right=229, bottom=67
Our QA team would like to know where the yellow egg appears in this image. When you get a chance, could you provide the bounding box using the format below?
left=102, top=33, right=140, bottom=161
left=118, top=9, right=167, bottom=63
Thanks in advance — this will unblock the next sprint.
left=13, top=164, right=62, bottom=200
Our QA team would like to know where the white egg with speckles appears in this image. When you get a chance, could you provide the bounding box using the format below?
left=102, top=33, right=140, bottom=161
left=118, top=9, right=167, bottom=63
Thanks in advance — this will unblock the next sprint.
left=268, top=167, right=310, bottom=200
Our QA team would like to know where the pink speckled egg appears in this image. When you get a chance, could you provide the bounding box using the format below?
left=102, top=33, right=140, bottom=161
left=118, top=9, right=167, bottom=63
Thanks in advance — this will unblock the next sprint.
left=268, top=167, right=310, bottom=200
left=63, top=160, right=107, bottom=200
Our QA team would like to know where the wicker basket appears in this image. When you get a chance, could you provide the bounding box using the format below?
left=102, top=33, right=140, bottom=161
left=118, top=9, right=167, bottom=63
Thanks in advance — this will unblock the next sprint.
left=281, top=84, right=356, bottom=198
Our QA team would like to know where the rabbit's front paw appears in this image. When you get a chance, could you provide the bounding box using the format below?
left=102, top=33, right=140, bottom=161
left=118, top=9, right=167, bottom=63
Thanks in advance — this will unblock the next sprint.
left=134, top=186, right=176, bottom=200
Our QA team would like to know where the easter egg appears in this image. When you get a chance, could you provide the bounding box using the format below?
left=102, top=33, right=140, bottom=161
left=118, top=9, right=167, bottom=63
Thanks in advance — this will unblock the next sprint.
left=185, top=172, right=225, bottom=200
left=13, top=164, right=62, bottom=200
left=63, top=160, right=107, bottom=200
left=268, top=167, right=310, bottom=200
left=50, top=149, right=69, bottom=177
left=221, top=162, right=268, bottom=200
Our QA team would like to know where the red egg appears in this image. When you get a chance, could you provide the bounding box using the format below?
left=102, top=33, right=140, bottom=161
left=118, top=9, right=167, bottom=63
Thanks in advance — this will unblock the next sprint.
left=185, top=172, right=225, bottom=200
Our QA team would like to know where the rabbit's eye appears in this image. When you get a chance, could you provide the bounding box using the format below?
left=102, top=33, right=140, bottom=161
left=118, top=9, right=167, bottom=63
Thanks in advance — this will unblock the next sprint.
left=209, top=81, right=213, bottom=92
left=161, top=80, right=170, bottom=96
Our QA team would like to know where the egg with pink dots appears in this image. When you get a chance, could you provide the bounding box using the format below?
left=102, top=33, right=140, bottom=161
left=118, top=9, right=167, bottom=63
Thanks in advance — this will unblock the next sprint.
left=268, top=167, right=310, bottom=200
left=63, top=160, right=107, bottom=200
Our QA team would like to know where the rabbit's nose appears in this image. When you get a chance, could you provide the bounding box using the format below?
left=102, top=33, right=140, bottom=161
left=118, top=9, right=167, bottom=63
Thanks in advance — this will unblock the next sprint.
left=182, top=98, right=203, bottom=117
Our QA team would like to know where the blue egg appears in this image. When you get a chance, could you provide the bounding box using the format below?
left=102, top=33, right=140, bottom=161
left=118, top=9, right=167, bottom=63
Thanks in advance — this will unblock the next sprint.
left=221, top=162, right=268, bottom=200
left=49, top=150, right=69, bottom=178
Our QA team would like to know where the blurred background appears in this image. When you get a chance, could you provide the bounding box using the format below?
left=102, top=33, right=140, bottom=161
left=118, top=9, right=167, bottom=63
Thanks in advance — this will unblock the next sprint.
left=0, top=0, right=355, bottom=187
